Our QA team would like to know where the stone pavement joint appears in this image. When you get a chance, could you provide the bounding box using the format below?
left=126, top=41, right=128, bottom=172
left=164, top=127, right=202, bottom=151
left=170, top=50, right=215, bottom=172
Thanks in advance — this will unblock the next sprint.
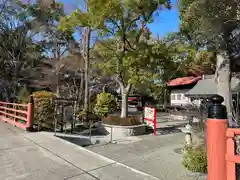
left=64, top=162, right=117, bottom=180
left=22, top=135, right=104, bottom=180
left=48, top=133, right=162, bottom=180
left=0, top=120, right=162, bottom=180
left=38, top=132, right=162, bottom=180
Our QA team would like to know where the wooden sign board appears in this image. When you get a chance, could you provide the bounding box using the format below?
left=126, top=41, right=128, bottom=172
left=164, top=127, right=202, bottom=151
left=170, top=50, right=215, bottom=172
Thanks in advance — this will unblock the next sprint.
left=144, top=107, right=157, bottom=136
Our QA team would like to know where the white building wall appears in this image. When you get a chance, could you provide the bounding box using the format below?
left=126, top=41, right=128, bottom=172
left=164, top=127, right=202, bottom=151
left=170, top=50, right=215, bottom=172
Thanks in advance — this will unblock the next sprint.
left=170, top=89, right=191, bottom=106
left=170, top=89, right=200, bottom=106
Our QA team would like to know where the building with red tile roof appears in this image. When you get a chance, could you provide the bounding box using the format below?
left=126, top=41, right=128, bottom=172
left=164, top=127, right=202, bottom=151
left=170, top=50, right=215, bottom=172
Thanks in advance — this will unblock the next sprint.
left=167, top=76, right=202, bottom=106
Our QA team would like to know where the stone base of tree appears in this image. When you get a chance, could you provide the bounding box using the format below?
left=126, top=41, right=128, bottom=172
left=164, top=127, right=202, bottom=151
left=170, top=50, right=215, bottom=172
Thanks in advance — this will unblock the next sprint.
left=98, top=123, right=146, bottom=137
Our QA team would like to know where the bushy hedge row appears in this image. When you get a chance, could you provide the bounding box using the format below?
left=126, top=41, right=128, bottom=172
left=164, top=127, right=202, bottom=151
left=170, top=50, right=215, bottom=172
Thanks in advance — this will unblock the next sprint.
left=32, top=91, right=56, bottom=131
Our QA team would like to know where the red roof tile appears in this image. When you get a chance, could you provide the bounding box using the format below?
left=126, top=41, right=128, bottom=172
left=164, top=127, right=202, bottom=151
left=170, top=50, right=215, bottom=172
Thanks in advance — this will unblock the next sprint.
left=167, top=76, right=202, bottom=87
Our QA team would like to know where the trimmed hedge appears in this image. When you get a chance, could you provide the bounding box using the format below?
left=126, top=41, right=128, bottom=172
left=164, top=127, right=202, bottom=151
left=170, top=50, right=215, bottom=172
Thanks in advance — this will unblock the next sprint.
left=32, top=91, right=56, bottom=131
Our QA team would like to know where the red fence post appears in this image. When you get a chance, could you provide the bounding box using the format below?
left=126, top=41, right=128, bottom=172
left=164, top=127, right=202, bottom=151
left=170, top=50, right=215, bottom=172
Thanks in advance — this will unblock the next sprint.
left=26, top=96, right=34, bottom=131
left=207, top=95, right=227, bottom=180
left=226, top=130, right=236, bottom=180
left=13, top=104, right=16, bottom=122
left=4, top=103, right=7, bottom=118
left=154, top=108, right=157, bottom=136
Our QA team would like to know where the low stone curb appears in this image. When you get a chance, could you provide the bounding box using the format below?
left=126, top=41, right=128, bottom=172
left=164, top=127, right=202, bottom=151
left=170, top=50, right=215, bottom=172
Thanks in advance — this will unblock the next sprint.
left=98, top=123, right=146, bottom=137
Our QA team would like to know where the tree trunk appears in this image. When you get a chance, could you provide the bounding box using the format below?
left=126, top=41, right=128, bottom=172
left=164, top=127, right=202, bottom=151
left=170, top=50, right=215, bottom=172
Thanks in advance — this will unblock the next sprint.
left=83, top=27, right=91, bottom=112
left=121, top=91, right=128, bottom=118
left=79, top=71, right=84, bottom=106
left=215, top=52, right=233, bottom=126
left=163, top=87, right=168, bottom=109
left=56, top=63, right=60, bottom=97
left=118, top=82, right=131, bottom=118
left=55, top=45, right=61, bottom=98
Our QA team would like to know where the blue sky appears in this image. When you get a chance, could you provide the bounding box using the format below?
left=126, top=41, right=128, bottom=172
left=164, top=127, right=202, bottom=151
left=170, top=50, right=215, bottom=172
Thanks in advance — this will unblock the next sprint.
left=148, top=2, right=180, bottom=37
left=57, top=0, right=180, bottom=38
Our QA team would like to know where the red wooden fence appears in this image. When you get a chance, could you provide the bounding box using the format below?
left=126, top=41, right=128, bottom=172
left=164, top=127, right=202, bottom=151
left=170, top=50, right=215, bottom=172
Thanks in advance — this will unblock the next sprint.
left=226, top=128, right=240, bottom=180
left=207, top=94, right=240, bottom=180
left=207, top=118, right=227, bottom=180
left=207, top=119, right=240, bottom=180
left=0, top=97, right=33, bottom=130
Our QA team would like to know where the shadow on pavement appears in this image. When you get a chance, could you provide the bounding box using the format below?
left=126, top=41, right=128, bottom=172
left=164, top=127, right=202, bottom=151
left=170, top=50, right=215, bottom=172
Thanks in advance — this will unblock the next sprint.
left=157, top=127, right=183, bottom=135
left=146, top=122, right=187, bottom=135
left=65, top=124, right=109, bottom=136
left=56, top=135, right=93, bottom=147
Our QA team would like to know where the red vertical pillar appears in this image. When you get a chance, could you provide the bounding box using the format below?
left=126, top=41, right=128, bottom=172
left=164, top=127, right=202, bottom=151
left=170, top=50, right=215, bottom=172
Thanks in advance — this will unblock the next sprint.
left=207, top=95, right=227, bottom=180
left=226, top=130, right=236, bottom=180
left=26, top=96, right=34, bottom=131
left=154, top=107, right=157, bottom=136
left=4, top=103, right=7, bottom=118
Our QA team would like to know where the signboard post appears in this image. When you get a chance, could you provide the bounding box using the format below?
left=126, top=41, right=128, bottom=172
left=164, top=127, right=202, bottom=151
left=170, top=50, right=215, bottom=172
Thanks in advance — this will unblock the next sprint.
left=144, top=107, right=157, bottom=136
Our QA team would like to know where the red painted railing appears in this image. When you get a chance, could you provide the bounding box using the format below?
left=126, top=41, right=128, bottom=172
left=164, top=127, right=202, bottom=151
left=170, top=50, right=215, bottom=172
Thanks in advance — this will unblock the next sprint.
left=0, top=96, right=34, bottom=130
left=207, top=95, right=240, bottom=180
left=226, top=128, right=240, bottom=180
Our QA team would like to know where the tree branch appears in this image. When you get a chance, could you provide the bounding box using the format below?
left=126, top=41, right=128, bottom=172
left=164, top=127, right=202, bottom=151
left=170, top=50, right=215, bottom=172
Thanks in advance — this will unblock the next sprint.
left=127, top=16, right=140, bottom=30
left=109, top=18, right=121, bottom=30
left=125, top=37, right=136, bottom=51
left=135, top=10, right=155, bottom=43
left=114, top=75, right=124, bottom=87
left=0, top=42, right=16, bottom=61
left=126, top=83, right=132, bottom=92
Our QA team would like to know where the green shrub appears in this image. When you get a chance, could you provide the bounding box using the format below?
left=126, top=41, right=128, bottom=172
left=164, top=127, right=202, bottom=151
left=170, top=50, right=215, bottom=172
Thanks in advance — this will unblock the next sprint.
left=182, top=145, right=207, bottom=173
left=94, top=92, right=116, bottom=117
left=103, top=115, right=141, bottom=126
left=78, top=110, right=88, bottom=118
left=17, top=86, right=30, bottom=103
left=76, top=109, right=100, bottom=128
left=32, top=91, right=56, bottom=131
left=77, top=110, right=99, bottom=121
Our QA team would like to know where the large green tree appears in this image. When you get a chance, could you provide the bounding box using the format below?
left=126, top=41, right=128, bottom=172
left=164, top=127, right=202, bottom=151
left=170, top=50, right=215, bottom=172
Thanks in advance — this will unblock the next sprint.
left=0, top=0, right=44, bottom=101
left=179, top=0, right=239, bottom=126
left=19, top=0, right=75, bottom=96
left=150, top=33, right=216, bottom=106
left=60, top=0, right=171, bottom=118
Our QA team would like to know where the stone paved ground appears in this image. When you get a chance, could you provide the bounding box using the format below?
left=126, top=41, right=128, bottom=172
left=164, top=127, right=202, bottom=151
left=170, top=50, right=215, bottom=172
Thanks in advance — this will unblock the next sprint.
left=0, top=120, right=165, bottom=180
left=86, top=132, right=207, bottom=180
